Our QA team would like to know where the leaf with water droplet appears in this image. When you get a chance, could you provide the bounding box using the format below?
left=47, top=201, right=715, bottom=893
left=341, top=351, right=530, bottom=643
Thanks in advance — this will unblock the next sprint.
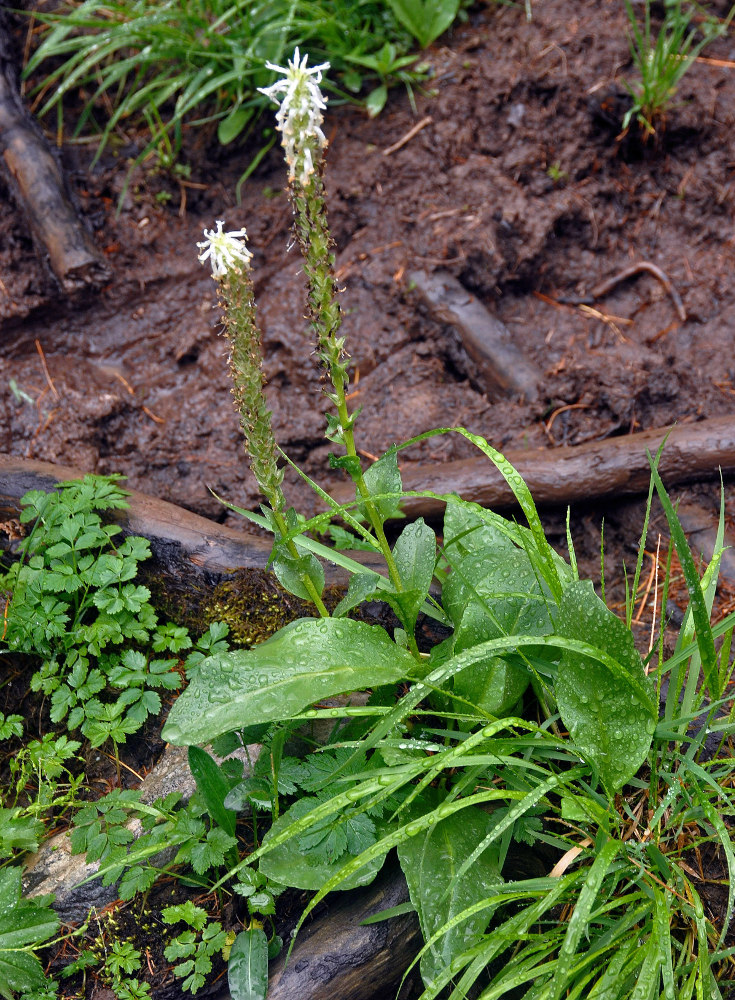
left=555, top=580, right=655, bottom=794
left=258, top=796, right=384, bottom=891
left=162, top=618, right=416, bottom=746
left=397, top=798, right=503, bottom=984
left=271, top=549, right=325, bottom=602
left=384, top=518, right=436, bottom=635
left=228, top=926, right=268, bottom=1000
left=361, top=448, right=403, bottom=523
left=451, top=599, right=532, bottom=716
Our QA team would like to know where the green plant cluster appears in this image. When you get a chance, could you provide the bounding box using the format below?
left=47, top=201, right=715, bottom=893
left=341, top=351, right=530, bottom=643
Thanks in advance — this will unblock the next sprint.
left=164, top=455, right=735, bottom=1000
left=22, top=0, right=468, bottom=183
left=1, top=476, right=192, bottom=752
left=0, top=477, right=238, bottom=999
left=161, top=49, right=735, bottom=999
left=622, top=0, right=734, bottom=135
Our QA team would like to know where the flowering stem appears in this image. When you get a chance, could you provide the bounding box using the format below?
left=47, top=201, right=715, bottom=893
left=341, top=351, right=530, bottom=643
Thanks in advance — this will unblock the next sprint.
left=199, top=222, right=329, bottom=618
left=292, top=177, right=404, bottom=595
left=259, top=50, right=406, bottom=600
left=221, top=274, right=329, bottom=618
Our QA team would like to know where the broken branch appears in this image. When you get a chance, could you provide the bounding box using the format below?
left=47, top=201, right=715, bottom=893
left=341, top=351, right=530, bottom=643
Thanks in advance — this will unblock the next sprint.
left=0, top=22, right=110, bottom=293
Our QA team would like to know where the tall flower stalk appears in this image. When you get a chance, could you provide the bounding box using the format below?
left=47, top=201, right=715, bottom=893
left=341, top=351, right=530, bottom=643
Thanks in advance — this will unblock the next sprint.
left=259, top=50, right=404, bottom=594
left=197, top=221, right=329, bottom=618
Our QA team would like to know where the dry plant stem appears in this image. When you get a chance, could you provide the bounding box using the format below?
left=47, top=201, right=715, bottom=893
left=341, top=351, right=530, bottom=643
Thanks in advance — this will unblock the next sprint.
left=292, top=174, right=403, bottom=596
left=219, top=271, right=329, bottom=618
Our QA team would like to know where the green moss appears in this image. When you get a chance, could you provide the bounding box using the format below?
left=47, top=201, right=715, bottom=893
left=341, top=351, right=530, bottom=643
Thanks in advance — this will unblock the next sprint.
left=202, top=568, right=347, bottom=647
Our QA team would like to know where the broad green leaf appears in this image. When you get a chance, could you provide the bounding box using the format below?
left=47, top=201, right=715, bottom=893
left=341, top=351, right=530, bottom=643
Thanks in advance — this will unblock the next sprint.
left=394, top=518, right=435, bottom=597
left=0, top=809, right=44, bottom=857
left=228, top=927, right=268, bottom=1000
left=443, top=501, right=519, bottom=559
left=451, top=601, right=533, bottom=716
left=0, top=868, right=58, bottom=999
left=187, top=746, right=236, bottom=838
left=333, top=572, right=381, bottom=618
left=271, top=550, right=325, bottom=602
left=442, top=548, right=554, bottom=634
left=384, top=0, right=460, bottom=47
left=442, top=540, right=553, bottom=715
left=397, top=804, right=503, bottom=984
left=162, top=618, right=417, bottom=745
left=258, top=798, right=385, bottom=891
left=218, top=105, right=252, bottom=145
left=388, top=518, right=436, bottom=632
left=361, top=449, right=403, bottom=522
left=365, top=84, right=388, bottom=117
left=555, top=581, right=656, bottom=793
left=448, top=429, right=563, bottom=603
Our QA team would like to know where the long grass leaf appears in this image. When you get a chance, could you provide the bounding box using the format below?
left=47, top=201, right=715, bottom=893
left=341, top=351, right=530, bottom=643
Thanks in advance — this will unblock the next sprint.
left=691, top=784, right=735, bottom=947
left=653, top=888, right=676, bottom=1000
left=626, top=454, right=658, bottom=628
left=549, top=838, right=621, bottom=1000
left=447, top=767, right=587, bottom=892
left=648, top=457, right=718, bottom=700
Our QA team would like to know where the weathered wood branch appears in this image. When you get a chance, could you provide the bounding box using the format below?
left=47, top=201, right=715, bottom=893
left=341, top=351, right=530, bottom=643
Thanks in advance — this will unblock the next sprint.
left=0, top=22, right=110, bottom=293
left=410, top=268, right=540, bottom=401
left=0, top=454, right=273, bottom=574
left=334, top=416, right=735, bottom=518
left=266, top=864, right=421, bottom=1000
left=0, top=455, right=390, bottom=592
left=3, top=419, right=735, bottom=576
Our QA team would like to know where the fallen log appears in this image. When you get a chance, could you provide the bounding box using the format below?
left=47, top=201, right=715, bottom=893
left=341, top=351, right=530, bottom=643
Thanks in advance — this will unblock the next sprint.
left=0, top=454, right=272, bottom=576
left=333, top=416, right=735, bottom=519
left=0, top=20, right=110, bottom=293
left=3, top=418, right=735, bottom=573
left=3, top=418, right=735, bottom=560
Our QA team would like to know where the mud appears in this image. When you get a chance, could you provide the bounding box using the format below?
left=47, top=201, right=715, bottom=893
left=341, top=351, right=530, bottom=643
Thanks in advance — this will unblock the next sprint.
left=1, top=0, right=734, bottom=549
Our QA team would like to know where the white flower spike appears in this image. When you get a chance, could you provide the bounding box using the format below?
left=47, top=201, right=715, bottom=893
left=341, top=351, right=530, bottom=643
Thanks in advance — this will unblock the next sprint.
left=197, top=221, right=253, bottom=279
left=258, top=47, right=330, bottom=187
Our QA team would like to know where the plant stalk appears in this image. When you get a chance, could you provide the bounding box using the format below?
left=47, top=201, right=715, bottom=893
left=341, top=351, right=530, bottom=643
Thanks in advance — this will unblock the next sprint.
left=292, top=178, right=404, bottom=595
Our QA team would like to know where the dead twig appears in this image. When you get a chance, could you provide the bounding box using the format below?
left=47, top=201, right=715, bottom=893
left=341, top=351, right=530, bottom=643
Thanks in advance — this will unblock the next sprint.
left=549, top=838, right=593, bottom=878
left=557, top=261, right=687, bottom=323
left=544, top=402, right=591, bottom=445
left=382, top=116, right=432, bottom=156
left=695, top=55, right=735, bottom=68
left=589, top=261, right=687, bottom=322
left=142, top=405, right=165, bottom=425
left=578, top=303, right=632, bottom=342
left=633, top=550, right=658, bottom=626
left=34, top=339, right=59, bottom=400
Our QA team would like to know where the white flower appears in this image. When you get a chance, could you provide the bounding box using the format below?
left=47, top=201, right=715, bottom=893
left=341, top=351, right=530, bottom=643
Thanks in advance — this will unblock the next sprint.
left=258, top=47, right=330, bottom=187
left=197, top=221, right=253, bottom=279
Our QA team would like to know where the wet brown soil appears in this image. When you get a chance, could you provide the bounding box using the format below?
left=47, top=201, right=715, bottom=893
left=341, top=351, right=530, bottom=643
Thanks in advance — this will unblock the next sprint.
left=3, top=0, right=735, bottom=549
